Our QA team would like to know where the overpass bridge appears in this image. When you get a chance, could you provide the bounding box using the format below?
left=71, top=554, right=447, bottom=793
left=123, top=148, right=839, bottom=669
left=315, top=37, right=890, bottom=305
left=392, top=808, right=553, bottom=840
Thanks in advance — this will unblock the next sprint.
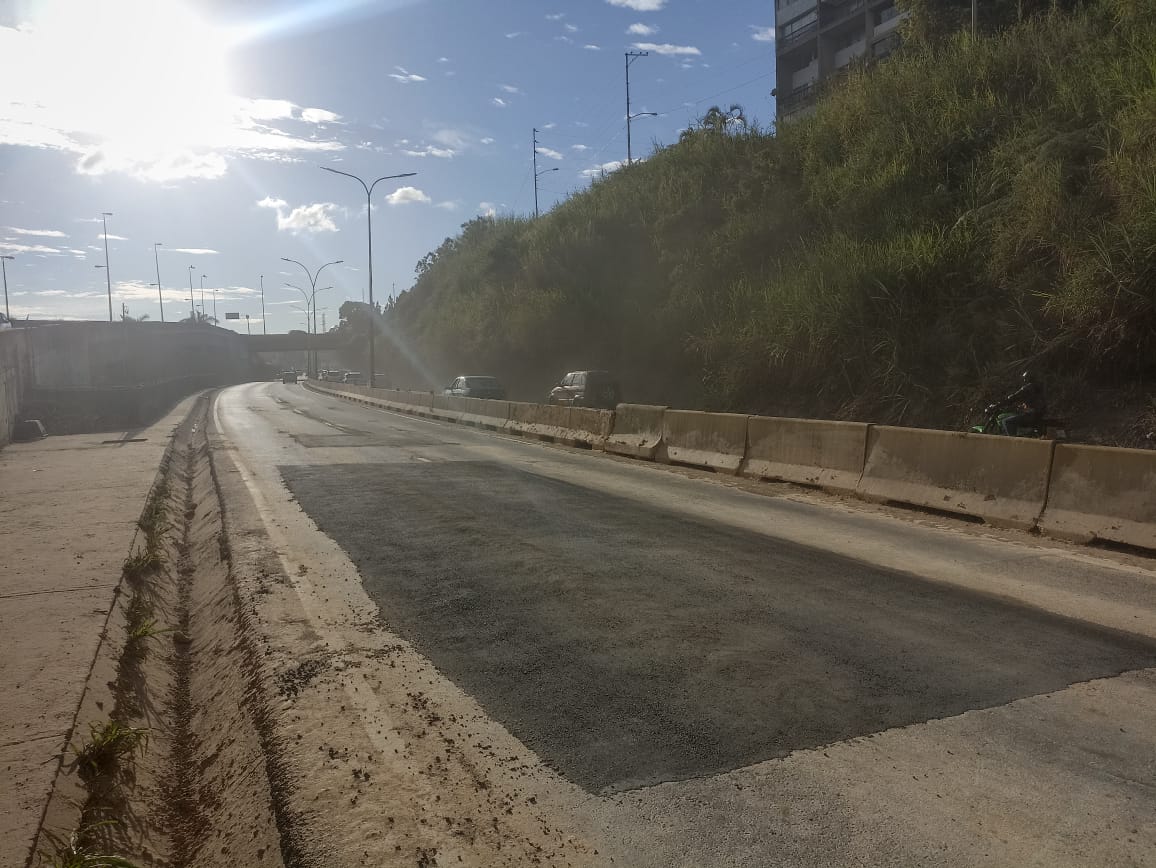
left=243, top=332, right=343, bottom=353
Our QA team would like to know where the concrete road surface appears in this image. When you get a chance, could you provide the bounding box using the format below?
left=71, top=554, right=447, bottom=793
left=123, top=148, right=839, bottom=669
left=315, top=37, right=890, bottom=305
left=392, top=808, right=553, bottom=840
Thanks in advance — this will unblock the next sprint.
left=214, top=381, right=1156, bottom=866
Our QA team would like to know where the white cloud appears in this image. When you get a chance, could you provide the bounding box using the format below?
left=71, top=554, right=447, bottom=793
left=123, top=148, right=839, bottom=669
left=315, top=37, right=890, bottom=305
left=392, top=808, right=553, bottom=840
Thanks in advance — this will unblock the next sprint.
left=257, top=197, right=339, bottom=233
left=499, top=84, right=522, bottom=94
left=571, top=144, right=590, bottom=151
left=627, top=22, right=658, bottom=35
left=478, top=202, right=497, bottom=218
left=542, top=122, right=557, bottom=130
left=435, top=200, right=461, bottom=211
left=168, top=248, right=218, bottom=255
left=536, top=146, right=564, bottom=161
left=437, top=56, right=451, bottom=63
left=580, top=160, right=625, bottom=178
left=0, top=242, right=61, bottom=254
left=632, top=42, right=701, bottom=56
left=300, top=107, right=341, bottom=124
left=77, top=148, right=229, bottom=182
left=8, top=227, right=67, bottom=238
left=384, top=186, right=431, bottom=206
left=607, top=0, right=666, bottom=10
left=389, top=66, right=427, bottom=83
left=584, top=44, right=602, bottom=50
left=100, top=233, right=129, bottom=241
left=491, top=97, right=508, bottom=108
left=750, top=25, right=775, bottom=43
left=545, top=12, right=566, bottom=20
left=505, top=31, right=523, bottom=38
left=401, top=145, right=457, bottom=159
left=480, top=137, right=495, bottom=145
left=564, top=23, right=579, bottom=32
left=555, top=35, right=574, bottom=43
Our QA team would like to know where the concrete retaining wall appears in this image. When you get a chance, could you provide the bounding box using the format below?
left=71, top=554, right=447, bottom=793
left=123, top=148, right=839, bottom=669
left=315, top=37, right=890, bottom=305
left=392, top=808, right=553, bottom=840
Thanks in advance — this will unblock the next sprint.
left=460, top=397, right=509, bottom=429
left=1040, top=444, right=1156, bottom=549
left=0, top=330, right=30, bottom=446
left=662, top=409, right=749, bottom=474
left=743, top=416, right=869, bottom=493
left=857, top=426, right=1054, bottom=530
left=606, top=404, right=666, bottom=459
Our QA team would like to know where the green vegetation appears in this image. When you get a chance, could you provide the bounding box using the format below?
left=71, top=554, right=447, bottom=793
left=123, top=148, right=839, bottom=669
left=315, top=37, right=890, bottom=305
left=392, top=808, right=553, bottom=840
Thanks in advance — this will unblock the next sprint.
left=371, top=0, right=1156, bottom=432
left=72, top=721, right=149, bottom=779
left=41, top=824, right=141, bottom=868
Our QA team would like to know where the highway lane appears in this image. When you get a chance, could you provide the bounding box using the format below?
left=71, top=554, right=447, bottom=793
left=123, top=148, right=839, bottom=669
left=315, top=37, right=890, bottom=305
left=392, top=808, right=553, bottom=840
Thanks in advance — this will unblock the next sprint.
left=214, top=380, right=1156, bottom=866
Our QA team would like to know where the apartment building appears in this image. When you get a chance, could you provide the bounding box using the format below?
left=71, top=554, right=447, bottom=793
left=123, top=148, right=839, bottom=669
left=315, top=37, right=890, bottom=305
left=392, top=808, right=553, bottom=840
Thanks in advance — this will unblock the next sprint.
left=775, top=0, right=907, bottom=120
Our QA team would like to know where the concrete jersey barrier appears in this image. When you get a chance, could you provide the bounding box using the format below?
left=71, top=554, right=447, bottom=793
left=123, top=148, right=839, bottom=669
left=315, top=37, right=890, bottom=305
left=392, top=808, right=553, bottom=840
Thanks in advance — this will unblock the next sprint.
left=743, top=416, right=869, bottom=493
left=460, top=397, right=509, bottom=429
left=1040, top=443, right=1156, bottom=550
left=857, top=426, right=1054, bottom=530
left=606, top=403, right=666, bottom=460
left=662, top=409, right=749, bottom=474
left=567, top=407, right=614, bottom=448
left=506, top=402, right=572, bottom=440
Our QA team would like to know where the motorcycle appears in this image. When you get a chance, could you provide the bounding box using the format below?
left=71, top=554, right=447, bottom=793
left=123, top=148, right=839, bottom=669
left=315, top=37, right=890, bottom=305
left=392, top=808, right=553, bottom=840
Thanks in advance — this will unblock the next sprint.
left=969, top=403, right=1065, bottom=439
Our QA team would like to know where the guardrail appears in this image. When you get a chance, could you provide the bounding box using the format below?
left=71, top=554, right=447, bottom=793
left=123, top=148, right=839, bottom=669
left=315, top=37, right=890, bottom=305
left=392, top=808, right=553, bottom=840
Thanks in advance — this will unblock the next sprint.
left=302, top=379, right=1156, bottom=553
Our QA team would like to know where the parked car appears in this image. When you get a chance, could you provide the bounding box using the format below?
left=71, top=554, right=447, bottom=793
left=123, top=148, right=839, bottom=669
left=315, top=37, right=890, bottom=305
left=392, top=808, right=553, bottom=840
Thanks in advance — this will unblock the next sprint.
left=343, top=371, right=367, bottom=385
left=548, top=370, right=620, bottom=409
left=281, top=370, right=299, bottom=384
left=444, top=376, right=507, bottom=399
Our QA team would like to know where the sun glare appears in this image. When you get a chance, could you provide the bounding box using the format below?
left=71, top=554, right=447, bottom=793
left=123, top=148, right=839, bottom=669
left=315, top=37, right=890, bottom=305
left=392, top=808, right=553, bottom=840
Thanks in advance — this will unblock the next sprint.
left=15, top=0, right=235, bottom=176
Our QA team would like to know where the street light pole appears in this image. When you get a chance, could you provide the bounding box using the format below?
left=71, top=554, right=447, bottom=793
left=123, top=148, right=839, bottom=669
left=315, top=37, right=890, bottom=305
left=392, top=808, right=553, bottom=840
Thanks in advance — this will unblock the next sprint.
left=199, top=273, right=206, bottom=319
left=100, top=211, right=114, bottom=322
left=187, top=265, right=195, bottom=322
left=153, top=242, right=165, bottom=322
left=320, top=166, right=417, bottom=388
left=259, top=274, right=267, bottom=334
left=1, top=255, right=13, bottom=320
left=281, top=259, right=343, bottom=376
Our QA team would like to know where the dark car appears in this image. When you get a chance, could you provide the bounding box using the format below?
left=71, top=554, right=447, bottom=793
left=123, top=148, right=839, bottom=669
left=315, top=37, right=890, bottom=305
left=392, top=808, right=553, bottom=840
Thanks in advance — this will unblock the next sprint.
left=548, top=370, right=620, bottom=409
left=281, top=370, right=299, bottom=384
left=444, top=376, right=507, bottom=399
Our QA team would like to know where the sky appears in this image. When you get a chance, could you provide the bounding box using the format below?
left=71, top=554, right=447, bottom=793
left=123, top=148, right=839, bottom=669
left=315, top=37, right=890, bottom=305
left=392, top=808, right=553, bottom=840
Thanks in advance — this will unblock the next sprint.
left=0, top=0, right=777, bottom=334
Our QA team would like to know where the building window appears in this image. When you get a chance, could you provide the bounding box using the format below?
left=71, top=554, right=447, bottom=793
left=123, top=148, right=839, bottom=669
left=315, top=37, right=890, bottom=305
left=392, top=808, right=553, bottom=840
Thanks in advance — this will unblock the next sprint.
left=780, top=11, right=819, bottom=42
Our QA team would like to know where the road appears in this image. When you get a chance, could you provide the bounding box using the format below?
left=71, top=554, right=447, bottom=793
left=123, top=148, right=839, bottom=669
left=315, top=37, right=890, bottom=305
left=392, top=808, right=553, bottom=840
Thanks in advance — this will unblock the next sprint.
left=214, top=381, right=1156, bottom=866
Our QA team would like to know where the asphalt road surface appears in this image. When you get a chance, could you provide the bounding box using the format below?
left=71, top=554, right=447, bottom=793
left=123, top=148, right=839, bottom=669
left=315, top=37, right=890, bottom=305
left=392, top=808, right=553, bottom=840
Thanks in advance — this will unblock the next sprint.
left=215, top=381, right=1156, bottom=866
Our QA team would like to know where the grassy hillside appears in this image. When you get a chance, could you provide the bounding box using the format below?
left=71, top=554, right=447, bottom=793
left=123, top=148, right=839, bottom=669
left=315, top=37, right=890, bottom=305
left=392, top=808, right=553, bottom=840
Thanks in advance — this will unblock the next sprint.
left=378, top=0, right=1156, bottom=438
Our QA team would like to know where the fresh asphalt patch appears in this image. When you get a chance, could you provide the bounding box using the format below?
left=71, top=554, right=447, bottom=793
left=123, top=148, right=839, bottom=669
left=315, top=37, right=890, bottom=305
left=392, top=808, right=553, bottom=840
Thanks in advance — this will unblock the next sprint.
left=279, top=460, right=1156, bottom=793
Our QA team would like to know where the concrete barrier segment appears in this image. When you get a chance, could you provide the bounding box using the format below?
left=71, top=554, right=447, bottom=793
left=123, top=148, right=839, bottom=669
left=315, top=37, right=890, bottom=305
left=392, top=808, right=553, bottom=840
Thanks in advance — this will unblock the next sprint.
left=605, top=403, right=667, bottom=460
left=743, top=416, right=869, bottom=493
left=661, top=409, right=749, bottom=474
left=856, top=426, right=1053, bottom=530
left=1040, top=443, right=1156, bottom=550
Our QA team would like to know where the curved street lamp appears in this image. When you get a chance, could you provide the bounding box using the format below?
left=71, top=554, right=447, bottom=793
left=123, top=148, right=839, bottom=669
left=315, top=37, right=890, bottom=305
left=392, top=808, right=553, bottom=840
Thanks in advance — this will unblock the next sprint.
left=320, top=166, right=417, bottom=387
left=280, top=258, right=343, bottom=376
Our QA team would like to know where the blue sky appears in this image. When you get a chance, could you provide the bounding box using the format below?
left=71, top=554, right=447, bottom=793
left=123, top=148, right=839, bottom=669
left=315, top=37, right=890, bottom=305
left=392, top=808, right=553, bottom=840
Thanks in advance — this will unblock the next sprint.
left=0, top=0, right=776, bottom=332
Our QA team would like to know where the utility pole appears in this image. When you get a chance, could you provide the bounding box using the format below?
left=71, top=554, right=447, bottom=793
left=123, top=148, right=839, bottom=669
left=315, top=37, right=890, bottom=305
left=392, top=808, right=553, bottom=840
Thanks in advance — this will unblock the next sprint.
left=626, top=50, right=648, bottom=165
left=200, top=273, right=207, bottom=318
left=533, top=128, right=560, bottom=218
left=259, top=274, right=267, bottom=334
left=971, top=0, right=977, bottom=33
left=153, top=242, right=165, bottom=322
left=100, top=212, right=114, bottom=322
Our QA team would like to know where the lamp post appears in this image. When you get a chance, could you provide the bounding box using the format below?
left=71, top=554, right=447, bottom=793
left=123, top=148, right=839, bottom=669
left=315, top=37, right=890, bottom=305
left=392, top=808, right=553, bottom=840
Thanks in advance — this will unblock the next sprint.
left=284, top=280, right=334, bottom=375
left=281, top=258, right=342, bottom=377
left=187, top=265, right=196, bottom=322
left=100, top=212, right=114, bottom=322
left=535, top=166, right=559, bottom=219
left=320, top=166, right=417, bottom=387
left=199, top=273, right=206, bottom=319
left=1, top=254, right=13, bottom=320
left=259, top=274, right=267, bottom=334
left=625, top=50, right=651, bottom=165
left=211, top=281, right=218, bottom=324
left=153, top=242, right=165, bottom=322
